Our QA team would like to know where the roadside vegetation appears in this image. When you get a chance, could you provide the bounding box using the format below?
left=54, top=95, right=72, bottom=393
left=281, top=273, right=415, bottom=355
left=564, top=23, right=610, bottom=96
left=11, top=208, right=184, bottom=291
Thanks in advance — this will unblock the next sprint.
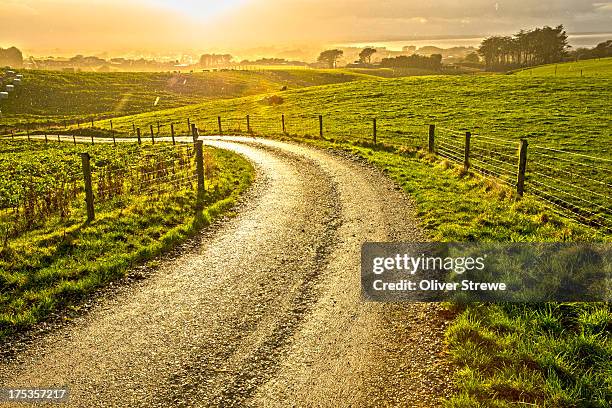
left=0, top=139, right=254, bottom=340
left=103, top=57, right=611, bottom=407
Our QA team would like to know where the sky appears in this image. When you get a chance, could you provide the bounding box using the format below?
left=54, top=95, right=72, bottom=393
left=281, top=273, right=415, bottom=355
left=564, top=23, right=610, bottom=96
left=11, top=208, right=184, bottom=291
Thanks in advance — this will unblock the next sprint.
left=0, top=0, right=611, bottom=59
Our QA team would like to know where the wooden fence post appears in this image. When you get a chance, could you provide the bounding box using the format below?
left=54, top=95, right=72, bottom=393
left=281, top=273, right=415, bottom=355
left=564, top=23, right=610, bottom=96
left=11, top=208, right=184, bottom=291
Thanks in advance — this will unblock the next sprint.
left=428, top=124, right=436, bottom=153
left=81, top=152, right=95, bottom=222
left=319, top=115, right=323, bottom=138
left=194, top=140, right=205, bottom=209
left=137, top=127, right=141, bottom=145
left=27, top=127, right=30, bottom=142
left=57, top=133, right=60, bottom=143
left=187, top=118, right=191, bottom=134
left=150, top=124, right=155, bottom=144
left=282, top=114, right=286, bottom=134
left=132, top=123, right=135, bottom=134
left=373, top=118, right=377, bottom=144
left=73, top=134, right=76, bottom=146
left=218, top=116, right=222, bottom=134
left=246, top=115, right=251, bottom=133
left=112, top=131, right=116, bottom=146
left=11, top=130, right=14, bottom=140
left=464, top=131, right=471, bottom=171
left=191, top=123, right=199, bottom=142
left=171, top=123, right=176, bottom=145
left=45, top=134, right=48, bottom=144
left=91, top=133, right=94, bottom=145
left=91, top=118, right=94, bottom=128
left=517, top=139, right=528, bottom=197
left=110, top=120, right=113, bottom=132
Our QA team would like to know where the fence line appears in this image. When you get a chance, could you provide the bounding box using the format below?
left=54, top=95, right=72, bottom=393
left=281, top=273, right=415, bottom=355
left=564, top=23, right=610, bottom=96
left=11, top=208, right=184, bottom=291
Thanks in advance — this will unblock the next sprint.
left=2, top=114, right=610, bottom=232
left=0, top=141, right=206, bottom=242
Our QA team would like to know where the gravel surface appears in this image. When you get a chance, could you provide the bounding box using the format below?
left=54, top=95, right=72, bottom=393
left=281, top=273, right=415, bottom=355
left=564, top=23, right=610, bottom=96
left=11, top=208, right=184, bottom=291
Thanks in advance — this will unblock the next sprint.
left=0, top=136, right=454, bottom=407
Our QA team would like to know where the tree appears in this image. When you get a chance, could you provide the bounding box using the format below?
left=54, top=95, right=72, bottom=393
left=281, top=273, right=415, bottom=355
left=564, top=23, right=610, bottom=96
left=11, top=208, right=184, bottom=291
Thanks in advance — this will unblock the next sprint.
left=317, top=49, right=343, bottom=68
left=464, top=52, right=480, bottom=63
left=379, top=54, right=443, bottom=70
left=479, top=25, right=569, bottom=70
left=0, top=47, right=24, bottom=68
left=359, top=48, right=377, bottom=64
left=199, top=53, right=233, bottom=67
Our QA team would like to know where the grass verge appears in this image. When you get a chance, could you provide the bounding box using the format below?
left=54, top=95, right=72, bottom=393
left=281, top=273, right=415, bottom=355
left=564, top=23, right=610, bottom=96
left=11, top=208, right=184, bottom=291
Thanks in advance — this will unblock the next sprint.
left=0, top=141, right=254, bottom=340
left=266, top=135, right=611, bottom=407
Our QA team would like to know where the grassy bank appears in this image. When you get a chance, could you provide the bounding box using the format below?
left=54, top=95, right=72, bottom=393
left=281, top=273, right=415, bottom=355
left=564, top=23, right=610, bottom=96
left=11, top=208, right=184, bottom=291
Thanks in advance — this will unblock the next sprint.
left=515, top=57, right=612, bottom=77
left=0, top=140, right=254, bottom=339
left=280, top=135, right=611, bottom=407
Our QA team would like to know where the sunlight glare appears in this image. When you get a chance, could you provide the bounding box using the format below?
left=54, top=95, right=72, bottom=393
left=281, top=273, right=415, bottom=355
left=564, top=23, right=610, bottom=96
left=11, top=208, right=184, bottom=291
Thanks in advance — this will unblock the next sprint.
left=149, top=0, right=249, bottom=19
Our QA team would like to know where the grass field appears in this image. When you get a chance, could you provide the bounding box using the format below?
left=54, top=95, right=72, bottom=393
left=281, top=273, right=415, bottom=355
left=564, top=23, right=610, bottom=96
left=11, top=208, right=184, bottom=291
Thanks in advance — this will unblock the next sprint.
left=99, top=66, right=611, bottom=229
left=2, top=59, right=611, bottom=406
left=99, top=60, right=611, bottom=407
left=101, top=72, right=611, bottom=156
left=0, top=139, right=254, bottom=339
left=0, top=68, right=376, bottom=127
left=515, top=57, right=612, bottom=77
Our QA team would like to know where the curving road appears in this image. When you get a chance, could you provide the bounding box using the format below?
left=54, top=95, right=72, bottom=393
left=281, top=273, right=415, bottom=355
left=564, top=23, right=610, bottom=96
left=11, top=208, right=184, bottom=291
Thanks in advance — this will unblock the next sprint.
left=0, top=137, right=453, bottom=407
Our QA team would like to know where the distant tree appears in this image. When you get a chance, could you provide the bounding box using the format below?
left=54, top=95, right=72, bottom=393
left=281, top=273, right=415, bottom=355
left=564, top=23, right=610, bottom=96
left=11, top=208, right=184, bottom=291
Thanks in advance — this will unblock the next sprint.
left=379, top=54, right=443, bottom=70
left=359, top=48, right=377, bottom=64
left=317, top=49, right=344, bottom=68
left=199, top=53, right=233, bottom=67
left=568, top=40, right=612, bottom=61
left=479, top=25, right=569, bottom=71
left=464, top=52, right=480, bottom=63
left=592, top=40, right=612, bottom=59
left=430, top=54, right=442, bottom=67
left=0, top=46, right=23, bottom=67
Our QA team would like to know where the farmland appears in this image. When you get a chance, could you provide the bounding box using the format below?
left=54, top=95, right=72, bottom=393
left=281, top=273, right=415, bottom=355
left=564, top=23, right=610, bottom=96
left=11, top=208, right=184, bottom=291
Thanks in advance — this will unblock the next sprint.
left=1, top=59, right=611, bottom=407
left=0, top=68, right=376, bottom=126
left=96, top=60, right=611, bottom=407
left=102, top=71, right=611, bottom=156
left=102, top=64, right=612, bottom=231
left=515, top=56, right=612, bottom=77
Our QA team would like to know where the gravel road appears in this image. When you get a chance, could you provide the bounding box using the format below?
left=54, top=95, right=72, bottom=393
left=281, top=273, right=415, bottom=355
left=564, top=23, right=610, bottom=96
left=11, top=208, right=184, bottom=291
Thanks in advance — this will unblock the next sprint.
left=0, top=137, right=454, bottom=407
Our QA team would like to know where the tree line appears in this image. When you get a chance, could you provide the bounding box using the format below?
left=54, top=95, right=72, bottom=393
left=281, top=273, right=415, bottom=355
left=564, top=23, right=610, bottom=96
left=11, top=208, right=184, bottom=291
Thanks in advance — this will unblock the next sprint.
left=569, top=40, right=612, bottom=61
left=379, top=54, right=442, bottom=70
left=478, top=25, right=569, bottom=70
left=0, top=47, right=23, bottom=68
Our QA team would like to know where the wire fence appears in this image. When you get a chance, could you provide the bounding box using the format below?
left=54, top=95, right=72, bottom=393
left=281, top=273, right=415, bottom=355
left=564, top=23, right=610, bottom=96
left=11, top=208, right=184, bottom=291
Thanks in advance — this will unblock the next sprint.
left=0, top=142, right=199, bottom=245
left=3, top=112, right=610, bottom=233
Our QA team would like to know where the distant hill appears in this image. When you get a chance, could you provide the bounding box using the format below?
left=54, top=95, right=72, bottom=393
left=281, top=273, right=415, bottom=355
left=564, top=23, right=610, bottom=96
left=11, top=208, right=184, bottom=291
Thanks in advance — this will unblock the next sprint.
left=0, top=68, right=375, bottom=123
left=514, top=57, right=612, bottom=77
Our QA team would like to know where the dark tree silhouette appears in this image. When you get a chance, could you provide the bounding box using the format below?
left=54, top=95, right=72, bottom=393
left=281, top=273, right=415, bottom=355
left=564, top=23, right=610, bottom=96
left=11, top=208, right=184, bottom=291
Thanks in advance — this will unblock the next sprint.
left=464, top=52, right=480, bottom=63
left=358, top=48, right=377, bottom=64
left=379, top=54, right=442, bottom=70
left=199, top=54, right=233, bottom=67
left=478, top=25, right=569, bottom=70
left=317, top=49, right=344, bottom=68
left=0, top=47, right=23, bottom=68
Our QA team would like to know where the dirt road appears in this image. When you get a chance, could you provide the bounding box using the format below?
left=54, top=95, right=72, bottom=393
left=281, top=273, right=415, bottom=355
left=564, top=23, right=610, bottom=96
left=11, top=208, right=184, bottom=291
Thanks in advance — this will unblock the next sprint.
left=0, top=137, right=453, bottom=407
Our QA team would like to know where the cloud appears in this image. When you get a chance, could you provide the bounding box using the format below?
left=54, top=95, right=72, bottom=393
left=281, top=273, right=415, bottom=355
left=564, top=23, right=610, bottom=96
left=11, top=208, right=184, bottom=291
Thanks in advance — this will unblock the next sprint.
left=1, top=0, right=610, bottom=55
